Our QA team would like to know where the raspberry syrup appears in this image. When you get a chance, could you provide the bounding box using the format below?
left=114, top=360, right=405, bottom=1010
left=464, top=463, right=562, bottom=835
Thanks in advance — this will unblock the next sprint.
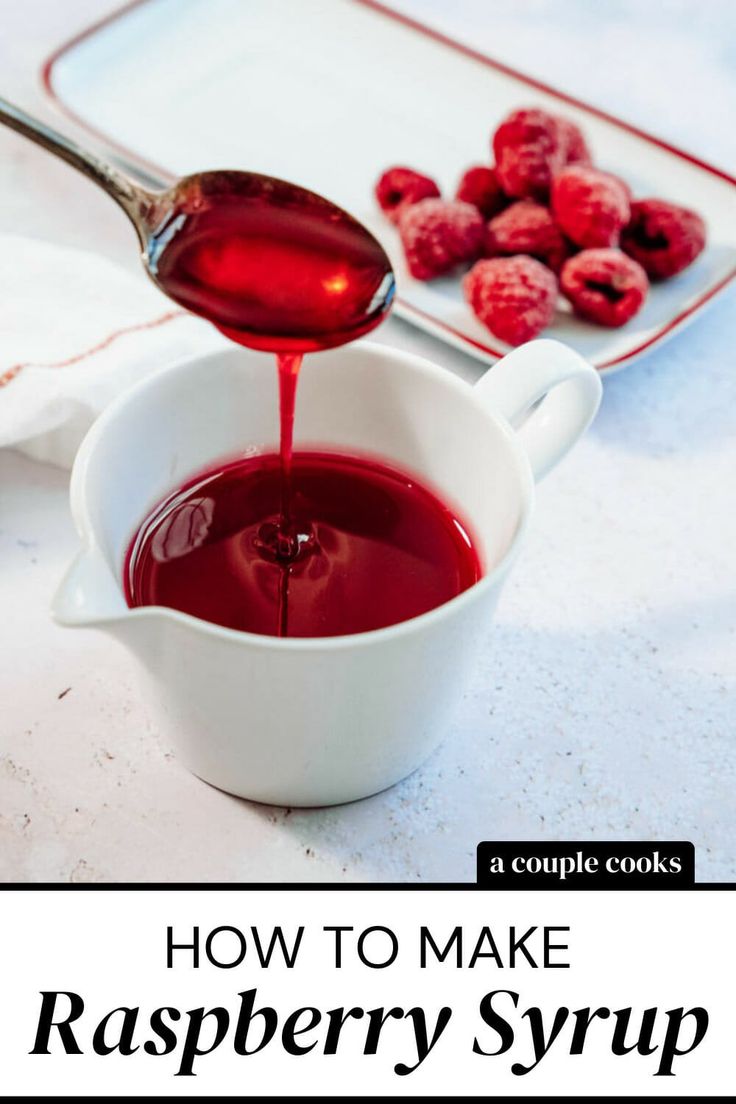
left=124, top=452, right=481, bottom=638
left=148, top=172, right=394, bottom=354
left=147, top=171, right=396, bottom=587
left=127, top=171, right=481, bottom=636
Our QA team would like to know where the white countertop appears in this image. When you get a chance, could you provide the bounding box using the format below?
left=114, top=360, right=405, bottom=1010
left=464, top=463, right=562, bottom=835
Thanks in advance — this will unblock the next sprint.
left=1, top=0, right=735, bottom=883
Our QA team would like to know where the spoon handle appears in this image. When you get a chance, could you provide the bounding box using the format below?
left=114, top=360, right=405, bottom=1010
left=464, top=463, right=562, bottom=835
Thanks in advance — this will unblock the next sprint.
left=0, top=95, right=152, bottom=234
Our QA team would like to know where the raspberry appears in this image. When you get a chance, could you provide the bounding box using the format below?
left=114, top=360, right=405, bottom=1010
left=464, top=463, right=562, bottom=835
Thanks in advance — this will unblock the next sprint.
left=398, top=198, right=485, bottom=280
left=492, top=108, right=566, bottom=199
left=621, top=198, right=706, bottom=279
left=554, top=116, right=592, bottom=165
left=560, top=248, right=648, bottom=326
left=485, top=199, right=571, bottom=273
left=375, top=166, right=440, bottom=224
left=464, top=256, right=558, bottom=345
left=552, top=166, right=630, bottom=248
left=455, top=165, right=507, bottom=218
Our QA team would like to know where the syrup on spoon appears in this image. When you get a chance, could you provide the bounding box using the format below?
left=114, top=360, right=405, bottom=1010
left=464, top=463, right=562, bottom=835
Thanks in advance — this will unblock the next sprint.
left=0, top=97, right=396, bottom=630
left=0, top=98, right=394, bottom=352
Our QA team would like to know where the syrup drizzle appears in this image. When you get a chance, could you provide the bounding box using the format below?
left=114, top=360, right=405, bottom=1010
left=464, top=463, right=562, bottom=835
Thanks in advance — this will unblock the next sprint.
left=277, top=352, right=302, bottom=529
left=276, top=351, right=303, bottom=637
left=121, top=171, right=484, bottom=637
left=146, top=174, right=395, bottom=633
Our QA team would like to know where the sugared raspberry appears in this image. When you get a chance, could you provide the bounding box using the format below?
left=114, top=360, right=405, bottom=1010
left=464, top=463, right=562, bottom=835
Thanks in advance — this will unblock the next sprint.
left=552, top=166, right=630, bottom=248
left=398, top=198, right=485, bottom=280
left=621, top=198, right=706, bottom=279
left=492, top=108, right=566, bottom=199
left=560, top=248, right=648, bottom=327
left=375, top=166, right=440, bottom=224
left=554, top=116, right=592, bottom=165
left=464, top=256, right=558, bottom=345
left=485, top=199, right=571, bottom=273
left=455, top=165, right=507, bottom=219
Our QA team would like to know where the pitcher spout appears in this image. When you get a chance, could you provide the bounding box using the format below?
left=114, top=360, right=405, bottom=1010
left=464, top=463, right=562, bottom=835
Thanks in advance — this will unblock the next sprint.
left=52, top=549, right=129, bottom=629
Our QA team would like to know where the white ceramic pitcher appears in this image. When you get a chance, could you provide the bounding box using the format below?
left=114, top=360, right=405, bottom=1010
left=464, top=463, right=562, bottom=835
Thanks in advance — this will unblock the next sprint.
left=53, top=339, right=601, bottom=806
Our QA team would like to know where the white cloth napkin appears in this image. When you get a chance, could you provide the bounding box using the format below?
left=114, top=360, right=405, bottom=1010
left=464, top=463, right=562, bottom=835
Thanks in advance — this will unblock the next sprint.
left=0, top=233, right=228, bottom=468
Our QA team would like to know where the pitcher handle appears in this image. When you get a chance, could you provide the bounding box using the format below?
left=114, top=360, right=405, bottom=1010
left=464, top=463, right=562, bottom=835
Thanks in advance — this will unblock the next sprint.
left=474, top=339, right=602, bottom=480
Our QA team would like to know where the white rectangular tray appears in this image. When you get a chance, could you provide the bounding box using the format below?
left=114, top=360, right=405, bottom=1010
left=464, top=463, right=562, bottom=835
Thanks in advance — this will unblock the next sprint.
left=44, top=0, right=736, bottom=372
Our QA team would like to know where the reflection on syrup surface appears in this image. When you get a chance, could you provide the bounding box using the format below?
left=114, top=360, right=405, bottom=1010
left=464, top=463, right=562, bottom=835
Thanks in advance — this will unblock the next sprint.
left=148, top=172, right=395, bottom=353
left=124, top=452, right=482, bottom=638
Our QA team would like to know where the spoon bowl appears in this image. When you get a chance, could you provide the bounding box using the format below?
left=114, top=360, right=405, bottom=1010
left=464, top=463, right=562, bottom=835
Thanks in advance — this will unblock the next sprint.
left=0, top=98, right=395, bottom=352
left=142, top=170, right=395, bottom=352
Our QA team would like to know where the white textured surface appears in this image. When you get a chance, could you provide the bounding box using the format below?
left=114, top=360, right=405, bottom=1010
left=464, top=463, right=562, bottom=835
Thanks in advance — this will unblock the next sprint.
left=1, top=0, right=735, bottom=882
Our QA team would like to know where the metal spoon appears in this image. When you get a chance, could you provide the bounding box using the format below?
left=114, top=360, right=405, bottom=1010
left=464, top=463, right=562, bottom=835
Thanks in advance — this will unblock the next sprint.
left=0, top=97, right=395, bottom=352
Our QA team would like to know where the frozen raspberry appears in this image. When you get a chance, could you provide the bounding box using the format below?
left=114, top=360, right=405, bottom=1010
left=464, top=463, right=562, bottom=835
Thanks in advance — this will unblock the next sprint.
left=492, top=108, right=566, bottom=199
left=552, top=166, right=630, bottom=248
left=621, top=198, right=706, bottom=279
left=560, top=248, right=648, bottom=327
left=455, top=165, right=507, bottom=219
left=485, top=199, right=571, bottom=273
left=398, top=198, right=485, bottom=280
left=464, top=256, right=558, bottom=345
left=554, top=115, right=592, bottom=165
left=375, top=166, right=440, bottom=224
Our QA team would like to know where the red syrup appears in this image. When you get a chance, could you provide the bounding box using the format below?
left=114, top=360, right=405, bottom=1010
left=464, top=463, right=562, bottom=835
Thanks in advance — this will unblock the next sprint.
left=145, top=171, right=396, bottom=617
left=130, top=171, right=480, bottom=636
left=124, top=452, right=481, bottom=638
left=148, top=172, right=395, bottom=354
